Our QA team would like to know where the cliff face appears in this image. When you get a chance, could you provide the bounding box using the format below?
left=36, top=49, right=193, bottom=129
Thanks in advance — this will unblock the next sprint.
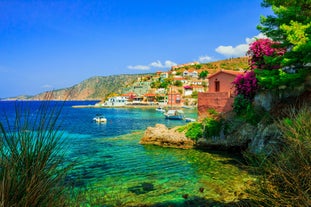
left=30, top=74, right=140, bottom=100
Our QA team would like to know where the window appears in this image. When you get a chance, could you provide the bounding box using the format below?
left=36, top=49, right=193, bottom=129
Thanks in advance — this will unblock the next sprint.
left=215, top=80, right=220, bottom=92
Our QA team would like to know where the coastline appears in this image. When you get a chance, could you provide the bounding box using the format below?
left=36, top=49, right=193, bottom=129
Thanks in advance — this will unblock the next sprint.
left=72, top=104, right=186, bottom=109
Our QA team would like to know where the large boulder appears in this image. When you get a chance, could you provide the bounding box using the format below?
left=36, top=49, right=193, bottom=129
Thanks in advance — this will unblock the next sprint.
left=140, top=124, right=195, bottom=149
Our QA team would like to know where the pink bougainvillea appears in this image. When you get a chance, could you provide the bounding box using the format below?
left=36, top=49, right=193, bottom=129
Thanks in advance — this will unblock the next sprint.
left=232, top=70, right=258, bottom=100
left=247, top=38, right=286, bottom=70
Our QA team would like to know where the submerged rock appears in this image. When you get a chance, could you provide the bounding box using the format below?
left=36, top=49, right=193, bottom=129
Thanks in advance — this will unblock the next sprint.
left=140, top=124, right=195, bottom=149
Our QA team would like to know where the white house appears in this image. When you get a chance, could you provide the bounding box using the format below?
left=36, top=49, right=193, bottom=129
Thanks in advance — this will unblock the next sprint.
left=160, top=72, right=169, bottom=79
left=103, top=96, right=128, bottom=106
left=183, top=85, right=193, bottom=96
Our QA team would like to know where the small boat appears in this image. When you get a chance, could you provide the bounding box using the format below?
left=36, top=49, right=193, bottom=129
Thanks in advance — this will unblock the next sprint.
left=164, top=109, right=184, bottom=120
left=185, top=117, right=196, bottom=122
left=155, top=107, right=165, bottom=112
left=93, top=115, right=107, bottom=123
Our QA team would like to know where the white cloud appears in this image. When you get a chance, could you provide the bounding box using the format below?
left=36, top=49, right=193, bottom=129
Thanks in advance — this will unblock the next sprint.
left=198, top=55, right=212, bottom=63
left=246, top=33, right=267, bottom=44
left=215, top=44, right=249, bottom=57
left=163, top=60, right=177, bottom=68
left=149, top=60, right=163, bottom=68
left=215, top=33, right=268, bottom=57
left=128, top=60, right=177, bottom=70
left=128, top=65, right=150, bottom=70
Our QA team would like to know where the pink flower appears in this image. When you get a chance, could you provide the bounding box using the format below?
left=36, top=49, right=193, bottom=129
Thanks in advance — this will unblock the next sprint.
left=232, top=71, right=258, bottom=100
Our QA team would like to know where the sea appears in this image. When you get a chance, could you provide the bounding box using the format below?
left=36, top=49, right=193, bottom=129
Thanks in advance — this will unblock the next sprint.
left=0, top=100, right=254, bottom=206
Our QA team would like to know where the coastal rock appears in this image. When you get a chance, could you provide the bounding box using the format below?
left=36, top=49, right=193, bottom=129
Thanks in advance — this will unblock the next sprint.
left=248, top=123, right=282, bottom=154
left=140, top=124, right=195, bottom=149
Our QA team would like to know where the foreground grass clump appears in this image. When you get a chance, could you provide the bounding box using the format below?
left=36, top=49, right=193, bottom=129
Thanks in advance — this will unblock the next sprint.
left=247, top=104, right=311, bottom=206
left=0, top=100, right=72, bottom=207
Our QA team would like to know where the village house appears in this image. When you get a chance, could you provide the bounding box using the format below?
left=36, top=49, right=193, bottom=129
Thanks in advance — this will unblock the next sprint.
left=173, top=76, right=188, bottom=84
left=144, top=93, right=157, bottom=103
left=183, top=70, right=189, bottom=77
left=192, top=85, right=205, bottom=93
left=160, top=72, right=169, bottom=79
left=103, top=96, right=128, bottom=106
left=183, top=69, right=198, bottom=78
left=183, top=85, right=193, bottom=96
left=167, top=87, right=183, bottom=106
left=191, top=80, right=205, bottom=85
left=198, top=70, right=244, bottom=118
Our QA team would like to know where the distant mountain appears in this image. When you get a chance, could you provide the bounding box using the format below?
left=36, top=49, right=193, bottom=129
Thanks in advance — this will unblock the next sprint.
left=4, top=57, right=249, bottom=101
left=29, top=74, right=141, bottom=100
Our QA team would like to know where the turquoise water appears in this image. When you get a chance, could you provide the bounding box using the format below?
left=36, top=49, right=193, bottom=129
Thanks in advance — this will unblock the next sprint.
left=0, top=101, right=254, bottom=206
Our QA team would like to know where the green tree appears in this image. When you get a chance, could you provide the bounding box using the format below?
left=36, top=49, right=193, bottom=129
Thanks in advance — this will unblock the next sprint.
left=199, top=70, right=209, bottom=79
left=258, top=0, right=311, bottom=70
left=174, top=80, right=183, bottom=87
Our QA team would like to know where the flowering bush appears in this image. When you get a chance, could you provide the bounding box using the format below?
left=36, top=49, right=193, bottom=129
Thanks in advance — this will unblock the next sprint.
left=232, top=70, right=258, bottom=100
left=247, top=38, right=286, bottom=70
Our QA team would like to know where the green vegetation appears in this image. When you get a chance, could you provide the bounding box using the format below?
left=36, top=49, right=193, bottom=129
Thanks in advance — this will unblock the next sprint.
left=199, top=70, right=208, bottom=79
left=151, top=78, right=172, bottom=89
left=255, top=68, right=308, bottom=90
left=195, top=64, right=202, bottom=69
left=191, top=91, right=198, bottom=98
left=259, top=0, right=311, bottom=70
left=0, top=100, right=72, bottom=206
left=173, top=80, right=183, bottom=87
left=185, top=122, right=203, bottom=140
left=233, top=94, right=252, bottom=115
left=202, top=117, right=223, bottom=139
left=177, top=122, right=203, bottom=141
left=246, top=104, right=311, bottom=206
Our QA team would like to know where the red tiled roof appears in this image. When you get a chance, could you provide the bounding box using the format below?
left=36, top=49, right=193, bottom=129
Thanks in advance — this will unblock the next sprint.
left=207, top=70, right=244, bottom=79
left=144, top=93, right=156, bottom=97
left=122, top=92, right=137, bottom=97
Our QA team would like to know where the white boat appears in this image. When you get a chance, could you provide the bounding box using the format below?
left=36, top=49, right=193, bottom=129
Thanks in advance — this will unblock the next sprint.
left=185, top=117, right=196, bottom=122
left=155, top=107, right=165, bottom=112
left=93, top=115, right=107, bottom=123
left=164, top=109, right=184, bottom=120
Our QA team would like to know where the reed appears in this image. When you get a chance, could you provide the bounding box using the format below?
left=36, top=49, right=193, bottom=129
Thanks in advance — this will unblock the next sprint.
left=246, top=104, right=311, bottom=206
left=0, top=95, right=72, bottom=207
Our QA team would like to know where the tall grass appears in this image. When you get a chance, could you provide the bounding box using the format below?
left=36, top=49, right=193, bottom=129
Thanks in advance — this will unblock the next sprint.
left=246, top=104, right=311, bottom=206
left=0, top=97, right=72, bottom=206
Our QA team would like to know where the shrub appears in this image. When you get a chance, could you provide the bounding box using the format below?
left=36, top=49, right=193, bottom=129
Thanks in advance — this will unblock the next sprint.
left=232, top=70, right=258, bottom=100
left=0, top=100, right=72, bottom=207
left=178, top=122, right=203, bottom=141
left=232, top=94, right=251, bottom=115
left=191, top=91, right=198, bottom=98
left=247, top=38, right=286, bottom=70
left=195, top=64, right=202, bottom=69
left=185, top=122, right=203, bottom=141
left=247, top=104, right=311, bottom=206
left=202, top=117, right=223, bottom=139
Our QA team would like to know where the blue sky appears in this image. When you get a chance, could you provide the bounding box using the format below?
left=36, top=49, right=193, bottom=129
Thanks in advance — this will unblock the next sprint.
left=0, top=0, right=272, bottom=98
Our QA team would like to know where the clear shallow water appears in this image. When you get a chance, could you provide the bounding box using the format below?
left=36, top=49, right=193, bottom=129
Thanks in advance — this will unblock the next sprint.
left=0, top=101, right=254, bottom=206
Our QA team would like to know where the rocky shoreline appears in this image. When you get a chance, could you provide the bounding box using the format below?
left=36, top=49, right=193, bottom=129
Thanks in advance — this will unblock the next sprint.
left=140, top=124, right=195, bottom=149
left=140, top=122, right=283, bottom=155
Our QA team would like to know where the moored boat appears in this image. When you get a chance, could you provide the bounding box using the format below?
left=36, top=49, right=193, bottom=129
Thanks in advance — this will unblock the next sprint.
left=164, top=109, right=184, bottom=120
left=185, top=117, right=196, bottom=122
left=93, top=115, right=107, bottom=123
left=155, top=107, right=165, bottom=112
